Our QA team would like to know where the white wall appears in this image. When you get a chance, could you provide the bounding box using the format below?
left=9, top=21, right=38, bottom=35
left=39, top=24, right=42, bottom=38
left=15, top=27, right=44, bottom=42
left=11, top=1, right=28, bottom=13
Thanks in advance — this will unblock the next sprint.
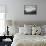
left=0, top=0, right=46, bottom=22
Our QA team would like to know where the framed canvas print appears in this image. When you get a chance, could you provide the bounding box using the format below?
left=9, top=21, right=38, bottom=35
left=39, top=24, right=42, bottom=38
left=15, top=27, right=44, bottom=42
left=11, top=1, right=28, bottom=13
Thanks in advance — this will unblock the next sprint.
left=24, top=5, right=37, bottom=15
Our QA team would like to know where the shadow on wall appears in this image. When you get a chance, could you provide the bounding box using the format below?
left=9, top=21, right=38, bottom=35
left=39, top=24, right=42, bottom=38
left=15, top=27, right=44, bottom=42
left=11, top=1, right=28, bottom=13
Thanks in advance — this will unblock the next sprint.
left=5, top=20, right=46, bottom=27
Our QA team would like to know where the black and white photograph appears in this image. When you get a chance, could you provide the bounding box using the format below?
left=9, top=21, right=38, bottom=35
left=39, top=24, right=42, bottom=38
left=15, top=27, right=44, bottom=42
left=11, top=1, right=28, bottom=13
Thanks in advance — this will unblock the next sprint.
left=24, top=5, right=37, bottom=15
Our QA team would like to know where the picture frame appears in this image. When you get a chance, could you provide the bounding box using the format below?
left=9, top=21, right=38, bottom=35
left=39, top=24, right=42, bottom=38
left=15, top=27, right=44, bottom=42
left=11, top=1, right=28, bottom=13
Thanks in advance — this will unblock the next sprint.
left=24, top=5, right=37, bottom=15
